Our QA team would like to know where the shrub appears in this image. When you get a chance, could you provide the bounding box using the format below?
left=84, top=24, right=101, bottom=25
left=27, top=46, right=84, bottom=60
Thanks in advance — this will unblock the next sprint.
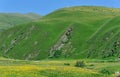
left=75, top=61, right=86, bottom=67
left=54, top=50, right=61, bottom=58
left=89, top=64, right=94, bottom=66
left=64, top=63, right=70, bottom=66
left=99, top=69, right=111, bottom=75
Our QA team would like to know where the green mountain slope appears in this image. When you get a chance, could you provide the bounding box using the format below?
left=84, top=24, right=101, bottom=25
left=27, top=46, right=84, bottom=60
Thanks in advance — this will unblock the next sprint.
left=86, top=16, right=120, bottom=59
left=0, top=6, right=120, bottom=60
left=0, top=13, right=41, bottom=31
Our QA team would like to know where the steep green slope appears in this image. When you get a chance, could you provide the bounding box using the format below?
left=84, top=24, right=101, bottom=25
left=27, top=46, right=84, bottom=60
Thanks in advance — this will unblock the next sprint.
left=0, top=6, right=120, bottom=60
left=86, top=16, right=120, bottom=59
left=0, top=13, right=41, bottom=31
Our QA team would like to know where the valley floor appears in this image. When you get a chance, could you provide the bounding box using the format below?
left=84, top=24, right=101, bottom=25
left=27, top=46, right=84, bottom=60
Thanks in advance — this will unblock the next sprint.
left=0, top=58, right=120, bottom=77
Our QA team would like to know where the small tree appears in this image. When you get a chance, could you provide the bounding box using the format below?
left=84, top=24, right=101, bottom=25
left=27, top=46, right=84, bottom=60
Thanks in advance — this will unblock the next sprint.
left=75, top=61, right=86, bottom=67
left=54, top=50, right=61, bottom=58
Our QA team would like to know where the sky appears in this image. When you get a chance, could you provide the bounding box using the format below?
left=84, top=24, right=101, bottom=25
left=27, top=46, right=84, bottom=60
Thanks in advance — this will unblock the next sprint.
left=0, top=0, right=120, bottom=15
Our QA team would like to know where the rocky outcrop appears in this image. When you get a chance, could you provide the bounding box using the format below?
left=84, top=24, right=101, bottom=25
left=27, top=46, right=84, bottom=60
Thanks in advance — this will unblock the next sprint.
left=2, top=26, right=35, bottom=55
left=49, top=26, right=73, bottom=58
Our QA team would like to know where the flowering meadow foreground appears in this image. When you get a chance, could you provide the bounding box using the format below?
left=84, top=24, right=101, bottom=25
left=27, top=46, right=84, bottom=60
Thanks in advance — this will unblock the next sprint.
left=0, top=58, right=120, bottom=77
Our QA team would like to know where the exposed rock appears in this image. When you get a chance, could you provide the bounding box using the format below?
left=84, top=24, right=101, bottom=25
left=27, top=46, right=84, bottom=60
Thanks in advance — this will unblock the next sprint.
left=25, top=50, right=40, bottom=60
left=118, top=57, right=120, bottom=61
left=49, top=25, right=73, bottom=58
left=34, top=41, right=38, bottom=45
left=25, top=36, right=29, bottom=40
left=30, top=25, right=35, bottom=30
left=7, top=34, right=12, bottom=38
left=115, top=71, right=120, bottom=77
left=11, top=39, right=17, bottom=45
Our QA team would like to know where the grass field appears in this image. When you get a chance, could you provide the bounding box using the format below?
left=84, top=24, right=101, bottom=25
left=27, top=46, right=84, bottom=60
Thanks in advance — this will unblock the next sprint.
left=0, top=59, right=120, bottom=77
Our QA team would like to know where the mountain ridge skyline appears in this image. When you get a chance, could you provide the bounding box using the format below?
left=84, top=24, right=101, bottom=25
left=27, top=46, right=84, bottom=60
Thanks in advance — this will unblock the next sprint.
left=0, top=0, right=120, bottom=15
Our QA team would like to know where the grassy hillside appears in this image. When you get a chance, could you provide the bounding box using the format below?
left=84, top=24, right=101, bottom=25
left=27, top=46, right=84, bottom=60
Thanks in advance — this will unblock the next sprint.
left=86, top=16, right=120, bottom=59
left=0, top=13, right=41, bottom=31
left=0, top=6, right=120, bottom=60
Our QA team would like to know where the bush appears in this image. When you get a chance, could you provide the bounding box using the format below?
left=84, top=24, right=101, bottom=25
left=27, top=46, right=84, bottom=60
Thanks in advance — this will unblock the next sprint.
left=100, top=69, right=111, bottom=75
left=75, top=61, right=86, bottom=67
left=64, top=63, right=70, bottom=66
left=89, top=64, right=94, bottom=66
left=54, top=50, right=61, bottom=58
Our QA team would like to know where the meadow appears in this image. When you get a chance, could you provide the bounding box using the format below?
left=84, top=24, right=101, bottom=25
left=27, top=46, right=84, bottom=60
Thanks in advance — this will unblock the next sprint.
left=0, top=58, right=119, bottom=77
